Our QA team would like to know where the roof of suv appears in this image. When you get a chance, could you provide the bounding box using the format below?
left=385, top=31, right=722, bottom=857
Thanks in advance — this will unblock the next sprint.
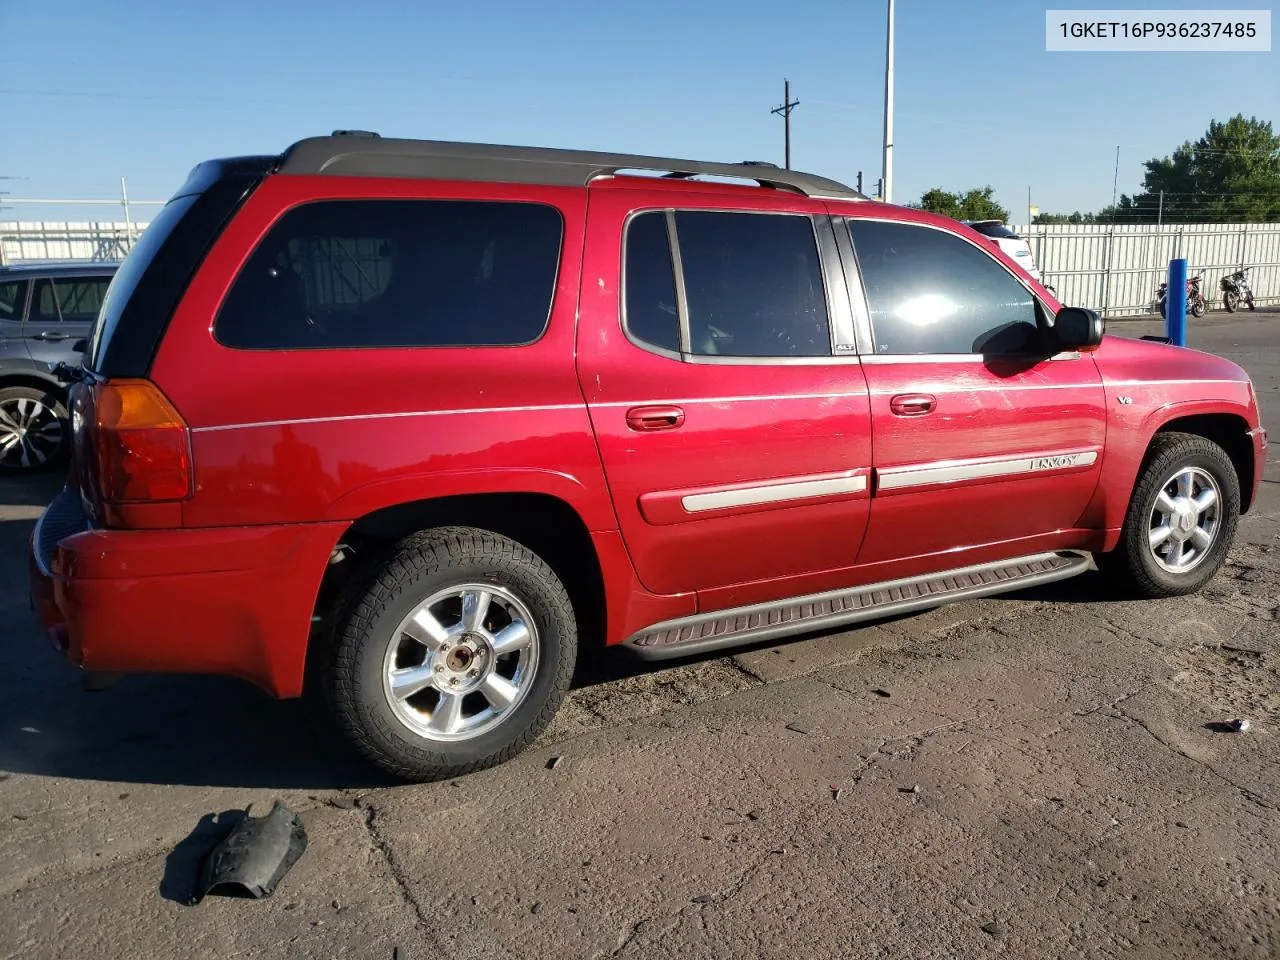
left=0, top=261, right=120, bottom=278
left=273, top=131, right=868, bottom=201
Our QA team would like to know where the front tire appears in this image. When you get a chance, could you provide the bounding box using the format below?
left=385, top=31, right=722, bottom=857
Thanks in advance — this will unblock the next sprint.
left=1223, top=290, right=1238, bottom=313
left=1191, top=297, right=1206, bottom=318
left=324, top=527, right=577, bottom=782
left=1100, top=432, right=1240, bottom=598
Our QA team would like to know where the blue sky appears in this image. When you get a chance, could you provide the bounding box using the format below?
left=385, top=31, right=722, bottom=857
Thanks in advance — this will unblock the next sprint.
left=2, top=0, right=1276, bottom=223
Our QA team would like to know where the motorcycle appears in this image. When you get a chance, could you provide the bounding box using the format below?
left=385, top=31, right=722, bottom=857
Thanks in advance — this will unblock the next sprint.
left=1156, top=272, right=1207, bottom=319
left=1219, top=267, right=1256, bottom=313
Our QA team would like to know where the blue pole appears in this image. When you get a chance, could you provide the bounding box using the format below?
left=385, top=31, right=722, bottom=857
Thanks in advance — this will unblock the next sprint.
left=1167, top=257, right=1187, bottom=346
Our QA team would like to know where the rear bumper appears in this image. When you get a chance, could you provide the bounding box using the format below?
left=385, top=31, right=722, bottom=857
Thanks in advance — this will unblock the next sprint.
left=28, top=487, right=345, bottom=698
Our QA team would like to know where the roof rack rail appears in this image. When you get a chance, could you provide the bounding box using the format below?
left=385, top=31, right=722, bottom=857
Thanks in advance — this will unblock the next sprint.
left=276, top=135, right=865, bottom=200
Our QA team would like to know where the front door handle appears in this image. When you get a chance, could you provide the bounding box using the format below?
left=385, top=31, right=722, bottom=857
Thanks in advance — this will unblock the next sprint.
left=889, top=393, right=936, bottom=417
left=32, top=331, right=70, bottom=342
left=626, top=405, right=685, bottom=432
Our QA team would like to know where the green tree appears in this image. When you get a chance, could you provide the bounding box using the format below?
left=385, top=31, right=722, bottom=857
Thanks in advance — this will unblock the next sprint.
left=1126, top=114, right=1280, bottom=222
left=915, top=186, right=1010, bottom=222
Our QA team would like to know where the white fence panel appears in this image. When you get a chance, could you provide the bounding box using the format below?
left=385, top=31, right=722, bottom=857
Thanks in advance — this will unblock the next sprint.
left=0, top=221, right=150, bottom=265
left=1014, top=222, right=1280, bottom=317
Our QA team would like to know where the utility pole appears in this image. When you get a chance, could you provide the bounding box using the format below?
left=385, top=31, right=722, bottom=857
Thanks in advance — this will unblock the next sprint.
left=771, top=78, right=800, bottom=169
left=1157, top=189, right=1164, bottom=226
left=1110, top=144, right=1120, bottom=221
left=882, top=0, right=895, bottom=203
left=857, top=171, right=863, bottom=194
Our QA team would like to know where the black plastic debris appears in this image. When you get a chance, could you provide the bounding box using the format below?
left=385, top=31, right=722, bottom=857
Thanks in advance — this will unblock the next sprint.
left=194, top=800, right=307, bottom=902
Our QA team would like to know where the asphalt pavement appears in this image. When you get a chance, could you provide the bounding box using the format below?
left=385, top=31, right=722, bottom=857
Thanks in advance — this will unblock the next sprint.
left=1, top=310, right=1277, bottom=959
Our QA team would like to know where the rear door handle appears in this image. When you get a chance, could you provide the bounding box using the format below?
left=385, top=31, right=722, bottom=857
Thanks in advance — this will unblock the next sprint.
left=889, top=393, right=936, bottom=417
left=626, top=405, right=685, bottom=431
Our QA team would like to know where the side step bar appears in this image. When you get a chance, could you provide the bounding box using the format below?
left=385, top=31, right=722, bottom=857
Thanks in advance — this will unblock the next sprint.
left=622, top=551, right=1091, bottom=660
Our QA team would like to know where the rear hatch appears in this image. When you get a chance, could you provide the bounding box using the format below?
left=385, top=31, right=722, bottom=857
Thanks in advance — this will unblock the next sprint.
left=72, top=156, right=275, bottom=526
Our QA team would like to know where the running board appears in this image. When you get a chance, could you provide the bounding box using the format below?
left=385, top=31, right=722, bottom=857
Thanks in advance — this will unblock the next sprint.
left=622, top=551, right=1091, bottom=660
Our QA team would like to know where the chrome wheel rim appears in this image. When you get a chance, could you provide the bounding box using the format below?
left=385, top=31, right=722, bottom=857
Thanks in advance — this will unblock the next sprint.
left=0, top=397, right=64, bottom=469
left=1147, top=466, right=1221, bottom=574
left=381, top=583, right=539, bottom=742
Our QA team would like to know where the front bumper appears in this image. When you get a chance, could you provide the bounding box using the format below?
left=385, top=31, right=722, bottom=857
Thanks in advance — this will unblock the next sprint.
left=1249, top=425, right=1268, bottom=511
left=28, top=487, right=345, bottom=698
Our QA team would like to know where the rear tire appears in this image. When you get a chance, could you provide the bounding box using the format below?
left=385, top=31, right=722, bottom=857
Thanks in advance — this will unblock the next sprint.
left=323, top=526, right=577, bottom=782
left=1099, top=432, right=1239, bottom=598
left=0, top=385, right=69, bottom=475
left=1246, top=293, right=1256, bottom=311
left=1223, top=290, right=1238, bottom=313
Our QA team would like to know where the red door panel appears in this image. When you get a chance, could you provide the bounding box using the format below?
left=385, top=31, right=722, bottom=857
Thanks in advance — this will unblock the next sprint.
left=577, top=182, right=874, bottom=598
left=859, top=355, right=1107, bottom=563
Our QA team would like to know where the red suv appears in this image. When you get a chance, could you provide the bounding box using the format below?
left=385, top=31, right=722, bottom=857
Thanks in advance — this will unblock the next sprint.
left=29, top=132, right=1267, bottom=781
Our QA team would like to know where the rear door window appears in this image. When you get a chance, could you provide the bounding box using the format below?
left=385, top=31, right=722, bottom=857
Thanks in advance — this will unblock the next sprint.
left=31, top=277, right=111, bottom=324
left=214, top=199, right=564, bottom=349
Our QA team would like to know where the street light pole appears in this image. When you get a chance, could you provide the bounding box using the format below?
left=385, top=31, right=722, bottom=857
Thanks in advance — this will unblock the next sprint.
left=882, top=0, right=895, bottom=204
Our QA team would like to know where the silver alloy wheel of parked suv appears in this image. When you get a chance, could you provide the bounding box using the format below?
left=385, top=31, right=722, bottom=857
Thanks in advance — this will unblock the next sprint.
left=0, top=389, right=66, bottom=472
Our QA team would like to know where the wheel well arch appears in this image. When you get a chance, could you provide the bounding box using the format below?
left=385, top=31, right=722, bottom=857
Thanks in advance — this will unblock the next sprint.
left=1153, top=412, right=1255, bottom=512
left=311, top=491, right=607, bottom=655
left=0, top=373, right=68, bottom=401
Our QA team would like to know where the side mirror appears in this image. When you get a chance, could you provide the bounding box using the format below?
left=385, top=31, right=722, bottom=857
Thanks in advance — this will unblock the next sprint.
left=1053, top=307, right=1104, bottom=350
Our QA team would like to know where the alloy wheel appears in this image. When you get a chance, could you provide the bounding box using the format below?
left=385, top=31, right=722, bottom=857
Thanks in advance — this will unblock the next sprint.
left=381, top=583, right=540, bottom=742
left=0, top=396, right=64, bottom=470
left=1147, top=466, right=1222, bottom=574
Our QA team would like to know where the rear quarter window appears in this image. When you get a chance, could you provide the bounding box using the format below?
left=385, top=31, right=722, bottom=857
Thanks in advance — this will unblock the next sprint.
left=214, top=199, right=564, bottom=350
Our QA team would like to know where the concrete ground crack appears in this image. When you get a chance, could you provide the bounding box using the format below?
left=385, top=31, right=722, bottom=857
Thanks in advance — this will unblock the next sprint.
left=726, top=657, right=767, bottom=685
left=609, top=917, right=651, bottom=957
left=1111, top=707, right=1275, bottom=811
left=1073, top=686, right=1145, bottom=718
left=362, top=805, right=446, bottom=949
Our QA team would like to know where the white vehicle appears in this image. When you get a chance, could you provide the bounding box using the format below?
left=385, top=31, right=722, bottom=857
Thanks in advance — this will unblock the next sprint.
left=963, top=220, right=1042, bottom=283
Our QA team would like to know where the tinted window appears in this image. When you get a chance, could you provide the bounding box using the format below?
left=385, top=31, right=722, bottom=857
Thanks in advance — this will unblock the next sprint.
left=215, top=199, right=563, bottom=350
left=87, top=193, right=199, bottom=372
left=0, top=281, right=25, bottom=322
left=848, top=219, right=1040, bottom=356
left=675, top=211, right=830, bottom=357
left=32, top=277, right=111, bottom=323
left=623, top=212, right=680, bottom=353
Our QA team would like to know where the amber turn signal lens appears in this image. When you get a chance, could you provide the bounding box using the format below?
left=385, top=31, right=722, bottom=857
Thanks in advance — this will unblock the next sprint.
left=92, top=379, right=193, bottom=504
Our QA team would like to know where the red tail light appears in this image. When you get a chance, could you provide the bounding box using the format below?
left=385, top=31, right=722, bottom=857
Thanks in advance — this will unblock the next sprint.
left=87, top=379, right=193, bottom=504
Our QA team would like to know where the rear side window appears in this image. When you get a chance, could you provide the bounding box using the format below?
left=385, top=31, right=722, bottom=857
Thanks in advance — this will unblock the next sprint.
left=215, top=199, right=564, bottom=349
left=848, top=219, right=1040, bottom=356
left=31, top=277, right=111, bottom=323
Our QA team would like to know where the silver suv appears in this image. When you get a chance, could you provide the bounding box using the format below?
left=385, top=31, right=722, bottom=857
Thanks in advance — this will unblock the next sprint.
left=0, top=262, right=117, bottom=472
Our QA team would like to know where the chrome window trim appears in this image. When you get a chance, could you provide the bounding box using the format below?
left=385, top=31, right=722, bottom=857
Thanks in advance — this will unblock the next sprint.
left=859, top=350, right=1081, bottom=365
left=838, top=215, right=1063, bottom=360
left=681, top=472, right=867, bottom=513
left=877, top=449, right=1100, bottom=491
